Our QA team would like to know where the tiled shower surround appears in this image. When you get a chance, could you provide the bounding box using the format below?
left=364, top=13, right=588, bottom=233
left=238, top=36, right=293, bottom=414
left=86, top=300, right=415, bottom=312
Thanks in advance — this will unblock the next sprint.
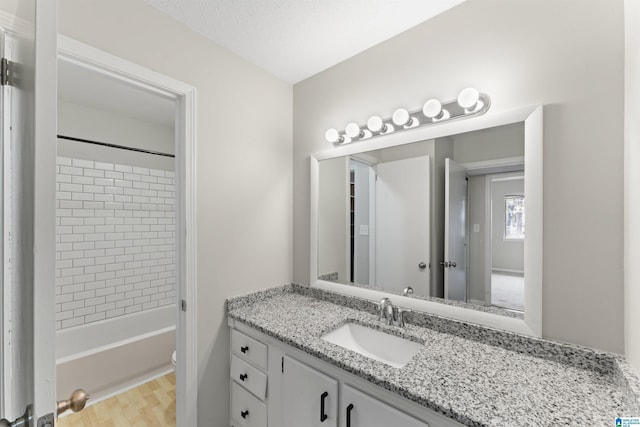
left=55, top=156, right=176, bottom=330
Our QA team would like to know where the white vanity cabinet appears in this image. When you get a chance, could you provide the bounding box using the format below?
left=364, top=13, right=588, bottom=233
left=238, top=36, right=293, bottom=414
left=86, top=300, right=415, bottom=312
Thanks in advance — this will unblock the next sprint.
left=228, top=320, right=464, bottom=427
left=230, top=329, right=270, bottom=427
left=282, top=355, right=338, bottom=427
left=340, top=384, right=427, bottom=427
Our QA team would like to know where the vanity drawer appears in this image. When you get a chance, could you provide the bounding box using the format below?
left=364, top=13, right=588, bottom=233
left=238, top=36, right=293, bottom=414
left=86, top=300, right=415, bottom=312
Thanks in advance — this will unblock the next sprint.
left=231, top=355, right=268, bottom=400
left=231, top=381, right=267, bottom=427
left=231, top=329, right=268, bottom=369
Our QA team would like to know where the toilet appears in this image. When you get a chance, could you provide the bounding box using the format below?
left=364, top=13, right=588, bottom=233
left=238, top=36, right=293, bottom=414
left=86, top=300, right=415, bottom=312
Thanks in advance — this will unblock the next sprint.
left=171, top=350, right=177, bottom=367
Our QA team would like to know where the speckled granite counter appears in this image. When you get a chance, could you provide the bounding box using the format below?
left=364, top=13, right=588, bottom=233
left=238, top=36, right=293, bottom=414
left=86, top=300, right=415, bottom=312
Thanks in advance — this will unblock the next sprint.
left=226, top=284, right=640, bottom=427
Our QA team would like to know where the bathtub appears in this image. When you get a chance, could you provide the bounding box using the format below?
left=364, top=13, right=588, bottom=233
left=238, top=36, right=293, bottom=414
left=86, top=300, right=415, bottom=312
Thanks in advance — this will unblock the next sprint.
left=56, top=305, right=176, bottom=404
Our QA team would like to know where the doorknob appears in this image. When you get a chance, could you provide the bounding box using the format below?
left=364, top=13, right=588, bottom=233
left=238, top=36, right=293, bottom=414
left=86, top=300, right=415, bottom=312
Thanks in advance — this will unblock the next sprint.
left=0, top=405, right=32, bottom=427
left=418, top=262, right=427, bottom=270
left=56, top=389, right=89, bottom=417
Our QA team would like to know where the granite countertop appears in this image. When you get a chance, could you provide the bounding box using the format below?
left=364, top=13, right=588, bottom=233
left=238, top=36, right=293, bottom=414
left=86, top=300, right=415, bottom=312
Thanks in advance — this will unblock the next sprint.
left=226, top=284, right=640, bottom=427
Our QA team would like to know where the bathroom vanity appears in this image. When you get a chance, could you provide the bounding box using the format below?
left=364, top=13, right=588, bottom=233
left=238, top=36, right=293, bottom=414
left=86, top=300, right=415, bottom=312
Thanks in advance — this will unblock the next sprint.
left=226, top=284, right=640, bottom=427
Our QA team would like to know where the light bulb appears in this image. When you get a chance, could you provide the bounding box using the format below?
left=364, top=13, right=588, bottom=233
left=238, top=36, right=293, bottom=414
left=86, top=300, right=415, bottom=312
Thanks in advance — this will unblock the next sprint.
left=367, top=116, right=385, bottom=132
left=423, top=99, right=443, bottom=119
left=325, top=128, right=342, bottom=144
left=392, top=108, right=414, bottom=127
left=345, top=122, right=364, bottom=139
left=457, top=87, right=480, bottom=110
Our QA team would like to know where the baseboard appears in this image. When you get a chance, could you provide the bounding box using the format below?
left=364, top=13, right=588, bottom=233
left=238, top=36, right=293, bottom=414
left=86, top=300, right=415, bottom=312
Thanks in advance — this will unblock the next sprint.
left=468, top=298, right=488, bottom=306
left=492, top=268, right=524, bottom=276
left=58, top=364, right=174, bottom=417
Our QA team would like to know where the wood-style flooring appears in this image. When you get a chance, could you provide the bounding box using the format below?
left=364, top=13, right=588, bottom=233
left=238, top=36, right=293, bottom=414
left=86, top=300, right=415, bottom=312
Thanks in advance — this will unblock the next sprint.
left=57, top=373, right=175, bottom=427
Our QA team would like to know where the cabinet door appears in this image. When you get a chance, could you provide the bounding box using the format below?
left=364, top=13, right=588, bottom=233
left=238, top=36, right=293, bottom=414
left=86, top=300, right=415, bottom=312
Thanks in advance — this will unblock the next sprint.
left=282, top=356, right=338, bottom=427
left=341, top=385, right=428, bottom=427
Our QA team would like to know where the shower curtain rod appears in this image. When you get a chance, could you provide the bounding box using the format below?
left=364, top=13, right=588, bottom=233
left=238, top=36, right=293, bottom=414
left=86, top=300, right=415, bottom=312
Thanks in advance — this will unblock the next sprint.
left=57, top=134, right=175, bottom=158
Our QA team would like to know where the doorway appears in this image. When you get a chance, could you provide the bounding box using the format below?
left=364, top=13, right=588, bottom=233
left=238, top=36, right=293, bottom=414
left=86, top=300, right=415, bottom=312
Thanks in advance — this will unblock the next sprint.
left=55, top=36, right=197, bottom=425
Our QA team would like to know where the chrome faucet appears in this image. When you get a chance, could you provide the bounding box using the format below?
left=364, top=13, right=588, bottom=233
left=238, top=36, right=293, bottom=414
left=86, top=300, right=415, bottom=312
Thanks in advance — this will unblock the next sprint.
left=402, top=286, right=414, bottom=296
left=378, top=297, right=393, bottom=324
left=377, top=297, right=408, bottom=327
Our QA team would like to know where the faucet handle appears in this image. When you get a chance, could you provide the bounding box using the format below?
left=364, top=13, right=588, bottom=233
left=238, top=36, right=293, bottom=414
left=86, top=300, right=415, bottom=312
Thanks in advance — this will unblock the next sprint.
left=394, top=307, right=410, bottom=327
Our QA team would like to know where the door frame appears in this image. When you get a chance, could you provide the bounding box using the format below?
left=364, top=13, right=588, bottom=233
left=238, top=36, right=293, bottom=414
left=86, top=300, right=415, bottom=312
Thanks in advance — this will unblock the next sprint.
left=57, top=35, right=198, bottom=425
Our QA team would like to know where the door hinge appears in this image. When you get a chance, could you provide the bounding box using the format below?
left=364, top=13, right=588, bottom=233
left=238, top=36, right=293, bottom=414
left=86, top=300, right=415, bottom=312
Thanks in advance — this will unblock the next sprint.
left=181, top=299, right=187, bottom=312
left=281, top=356, right=284, bottom=373
left=1, top=58, right=14, bottom=86
left=37, top=413, right=54, bottom=427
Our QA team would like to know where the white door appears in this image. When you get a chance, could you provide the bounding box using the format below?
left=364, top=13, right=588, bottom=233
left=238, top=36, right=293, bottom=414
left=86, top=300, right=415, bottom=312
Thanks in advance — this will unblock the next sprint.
left=444, top=158, right=467, bottom=301
left=375, top=156, right=430, bottom=295
left=282, top=356, right=338, bottom=427
left=340, top=385, right=427, bottom=427
left=1, top=1, right=58, bottom=424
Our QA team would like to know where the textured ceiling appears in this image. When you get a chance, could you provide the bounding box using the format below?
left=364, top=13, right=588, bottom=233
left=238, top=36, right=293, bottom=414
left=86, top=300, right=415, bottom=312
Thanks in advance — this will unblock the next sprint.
left=144, top=0, right=466, bottom=84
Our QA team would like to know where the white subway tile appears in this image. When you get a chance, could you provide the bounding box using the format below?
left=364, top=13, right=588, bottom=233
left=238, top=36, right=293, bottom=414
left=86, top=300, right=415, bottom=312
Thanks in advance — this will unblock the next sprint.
left=84, top=249, right=105, bottom=258
left=84, top=169, right=105, bottom=178
left=123, top=188, right=141, bottom=196
left=104, top=202, right=123, bottom=210
left=73, top=258, right=95, bottom=268
left=72, top=192, right=94, bottom=201
left=61, top=284, right=84, bottom=295
left=83, top=185, right=104, bottom=194
left=95, top=240, right=115, bottom=249
left=84, top=265, right=105, bottom=275
left=140, top=189, right=157, bottom=197
left=56, top=157, right=72, bottom=166
left=157, top=177, right=172, bottom=185
left=73, top=291, right=95, bottom=302
left=123, top=173, right=141, bottom=182
left=149, top=183, right=164, bottom=191
left=106, top=293, right=124, bottom=303
left=105, top=217, right=124, bottom=225
left=106, top=277, right=124, bottom=287
left=83, top=201, right=104, bottom=210
left=165, top=171, right=175, bottom=178
left=84, top=296, right=106, bottom=307
left=85, top=313, right=106, bottom=323
left=114, top=179, right=132, bottom=188
left=114, top=194, right=132, bottom=203
left=105, top=263, right=124, bottom=272
left=132, top=181, right=149, bottom=190
left=140, top=175, right=158, bottom=184
left=95, top=162, right=114, bottom=171
left=96, top=272, right=116, bottom=282
left=95, top=301, right=115, bottom=311
left=149, top=169, right=165, bottom=177
left=106, top=247, right=124, bottom=256
left=123, top=203, right=142, bottom=211
left=94, top=178, right=114, bottom=187
left=95, top=256, right=115, bottom=265
left=84, top=280, right=105, bottom=291
left=61, top=300, right=84, bottom=311
left=73, top=274, right=96, bottom=284
left=115, top=210, right=133, bottom=218
left=105, top=186, right=124, bottom=195
left=132, top=166, right=149, bottom=175
left=57, top=174, right=72, bottom=183
left=94, top=193, right=115, bottom=202
left=60, top=183, right=83, bottom=192
left=60, top=166, right=83, bottom=176
left=72, top=209, right=94, bottom=217
left=105, top=171, right=124, bottom=179
left=84, top=233, right=105, bottom=242
left=125, top=305, right=142, bottom=314
left=72, top=175, right=93, bottom=185
left=57, top=192, right=72, bottom=201
left=72, top=158, right=94, bottom=169
left=56, top=310, right=73, bottom=321
left=114, top=164, right=133, bottom=173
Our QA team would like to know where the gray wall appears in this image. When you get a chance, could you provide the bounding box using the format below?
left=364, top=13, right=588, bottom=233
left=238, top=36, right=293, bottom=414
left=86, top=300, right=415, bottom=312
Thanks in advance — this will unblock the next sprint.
left=625, top=0, right=640, bottom=374
left=293, top=0, right=624, bottom=353
left=467, top=175, right=487, bottom=302
left=58, top=1, right=293, bottom=424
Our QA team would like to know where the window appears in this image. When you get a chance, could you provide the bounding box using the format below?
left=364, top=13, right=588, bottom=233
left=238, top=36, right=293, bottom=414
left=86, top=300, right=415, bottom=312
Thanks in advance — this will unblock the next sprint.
left=505, top=195, right=525, bottom=240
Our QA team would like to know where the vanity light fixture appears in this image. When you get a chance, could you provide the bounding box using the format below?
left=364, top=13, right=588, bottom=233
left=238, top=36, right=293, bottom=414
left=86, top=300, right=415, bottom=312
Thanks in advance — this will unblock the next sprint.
left=324, top=87, right=491, bottom=145
left=325, top=128, right=344, bottom=144
left=345, top=122, right=365, bottom=139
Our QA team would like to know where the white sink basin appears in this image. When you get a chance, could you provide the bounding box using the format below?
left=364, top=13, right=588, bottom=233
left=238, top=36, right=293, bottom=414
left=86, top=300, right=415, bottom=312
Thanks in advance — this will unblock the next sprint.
left=321, top=322, right=423, bottom=368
